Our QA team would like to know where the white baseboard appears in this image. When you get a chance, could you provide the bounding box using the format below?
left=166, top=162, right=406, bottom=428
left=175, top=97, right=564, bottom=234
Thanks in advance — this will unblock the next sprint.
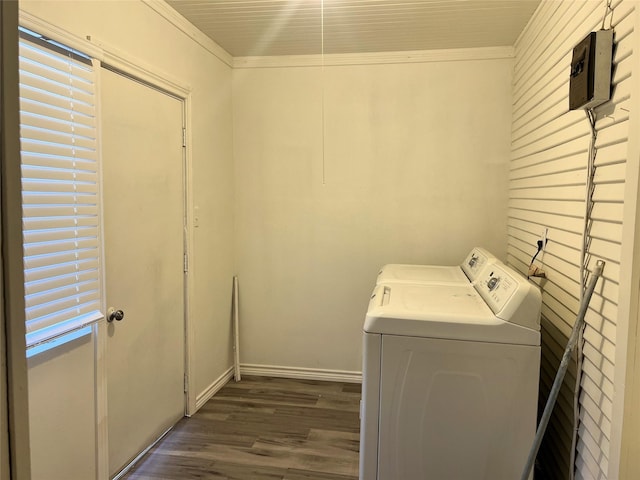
left=240, top=363, right=362, bottom=384
left=194, top=366, right=234, bottom=412
left=194, top=364, right=361, bottom=413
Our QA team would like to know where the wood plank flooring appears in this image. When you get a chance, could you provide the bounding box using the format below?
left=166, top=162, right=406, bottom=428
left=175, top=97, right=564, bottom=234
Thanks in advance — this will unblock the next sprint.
left=122, top=376, right=362, bottom=480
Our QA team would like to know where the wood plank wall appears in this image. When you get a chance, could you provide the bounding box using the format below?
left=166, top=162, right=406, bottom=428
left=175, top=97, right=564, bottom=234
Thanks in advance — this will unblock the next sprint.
left=508, top=1, right=635, bottom=478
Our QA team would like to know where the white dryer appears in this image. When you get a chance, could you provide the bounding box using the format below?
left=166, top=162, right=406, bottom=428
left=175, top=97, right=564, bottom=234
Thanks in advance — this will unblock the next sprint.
left=376, top=247, right=496, bottom=286
left=360, top=262, right=541, bottom=480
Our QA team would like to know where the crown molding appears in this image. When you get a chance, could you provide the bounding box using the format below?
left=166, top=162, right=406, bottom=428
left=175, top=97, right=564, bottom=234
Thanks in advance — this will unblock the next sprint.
left=142, top=0, right=233, bottom=68
left=233, top=46, right=514, bottom=69
left=22, top=4, right=513, bottom=71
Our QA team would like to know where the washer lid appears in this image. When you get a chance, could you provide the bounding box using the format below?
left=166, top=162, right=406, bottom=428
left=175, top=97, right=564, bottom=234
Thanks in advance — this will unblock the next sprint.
left=376, top=247, right=497, bottom=286
left=377, top=264, right=468, bottom=286
left=364, top=283, right=539, bottom=346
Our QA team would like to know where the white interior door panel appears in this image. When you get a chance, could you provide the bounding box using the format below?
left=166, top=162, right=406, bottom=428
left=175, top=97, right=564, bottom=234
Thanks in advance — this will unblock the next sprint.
left=101, top=67, right=185, bottom=477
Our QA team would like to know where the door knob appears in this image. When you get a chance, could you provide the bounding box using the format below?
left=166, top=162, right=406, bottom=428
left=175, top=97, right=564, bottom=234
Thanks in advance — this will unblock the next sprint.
left=107, top=307, right=125, bottom=322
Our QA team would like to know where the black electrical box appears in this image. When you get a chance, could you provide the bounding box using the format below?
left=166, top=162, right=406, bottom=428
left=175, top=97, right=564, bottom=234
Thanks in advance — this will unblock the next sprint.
left=569, top=29, right=614, bottom=110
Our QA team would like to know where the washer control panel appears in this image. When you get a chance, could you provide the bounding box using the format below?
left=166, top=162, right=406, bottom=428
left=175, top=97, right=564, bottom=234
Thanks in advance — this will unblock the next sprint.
left=479, top=266, right=517, bottom=313
left=461, top=247, right=496, bottom=282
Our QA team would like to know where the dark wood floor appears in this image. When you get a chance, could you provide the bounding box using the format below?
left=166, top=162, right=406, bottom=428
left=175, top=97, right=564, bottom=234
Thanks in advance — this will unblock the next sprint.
left=122, top=376, right=362, bottom=479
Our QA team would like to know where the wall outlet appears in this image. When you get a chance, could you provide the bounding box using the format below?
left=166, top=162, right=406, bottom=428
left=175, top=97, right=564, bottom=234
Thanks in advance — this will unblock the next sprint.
left=528, top=228, right=549, bottom=279
left=540, top=228, right=548, bottom=250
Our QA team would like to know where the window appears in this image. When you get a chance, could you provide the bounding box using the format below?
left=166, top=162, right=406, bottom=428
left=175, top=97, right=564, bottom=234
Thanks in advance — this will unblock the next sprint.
left=18, top=28, right=103, bottom=349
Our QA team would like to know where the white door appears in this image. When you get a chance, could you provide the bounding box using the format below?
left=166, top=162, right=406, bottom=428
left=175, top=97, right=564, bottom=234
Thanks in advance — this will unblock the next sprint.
left=100, top=67, right=186, bottom=477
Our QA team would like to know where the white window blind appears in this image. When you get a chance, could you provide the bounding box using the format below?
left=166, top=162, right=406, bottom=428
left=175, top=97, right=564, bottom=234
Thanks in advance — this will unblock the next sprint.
left=18, top=28, right=103, bottom=348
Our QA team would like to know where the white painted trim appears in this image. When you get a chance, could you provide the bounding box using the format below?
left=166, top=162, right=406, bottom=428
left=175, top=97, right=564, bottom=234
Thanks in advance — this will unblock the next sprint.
left=20, top=10, right=193, bottom=98
left=77, top=33, right=199, bottom=422
left=22, top=5, right=512, bottom=72
left=140, top=0, right=233, bottom=68
left=610, top=6, right=640, bottom=479
left=93, top=60, right=110, bottom=480
left=233, top=46, right=514, bottom=69
left=232, top=276, right=241, bottom=382
left=513, top=0, right=544, bottom=51
left=194, top=366, right=234, bottom=412
left=87, top=37, right=191, bottom=98
left=88, top=35, right=196, bottom=426
left=194, top=364, right=362, bottom=412
left=2, top=3, right=31, bottom=478
left=183, top=93, right=197, bottom=417
left=94, top=322, right=108, bottom=480
left=21, top=7, right=512, bottom=73
left=241, top=364, right=362, bottom=384
left=19, top=10, right=103, bottom=60
left=111, top=426, right=173, bottom=480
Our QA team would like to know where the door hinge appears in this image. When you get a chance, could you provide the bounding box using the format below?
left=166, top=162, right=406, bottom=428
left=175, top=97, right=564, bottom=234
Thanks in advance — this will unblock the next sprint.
left=183, top=253, right=188, bottom=273
left=184, top=374, right=188, bottom=393
left=182, top=127, right=187, bottom=147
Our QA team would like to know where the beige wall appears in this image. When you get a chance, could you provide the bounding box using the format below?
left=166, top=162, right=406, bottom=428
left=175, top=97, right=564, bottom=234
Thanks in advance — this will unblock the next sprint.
left=233, top=57, right=513, bottom=374
left=19, top=1, right=234, bottom=477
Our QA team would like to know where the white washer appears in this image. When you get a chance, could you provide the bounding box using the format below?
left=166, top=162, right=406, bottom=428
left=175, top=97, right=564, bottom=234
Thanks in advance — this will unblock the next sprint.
left=376, top=247, right=496, bottom=286
left=360, top=262, right=541, bottom=480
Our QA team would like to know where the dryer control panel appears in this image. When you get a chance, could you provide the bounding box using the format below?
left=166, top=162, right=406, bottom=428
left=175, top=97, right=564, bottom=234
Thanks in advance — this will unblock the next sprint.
left=475, top=263, right=541, bottom=331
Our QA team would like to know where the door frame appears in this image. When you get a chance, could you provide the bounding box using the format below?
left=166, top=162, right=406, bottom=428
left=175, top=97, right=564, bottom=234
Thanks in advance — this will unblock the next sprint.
left=94, top=47, right=196, bottom=480
left=2, top=3, right=32, bottom=479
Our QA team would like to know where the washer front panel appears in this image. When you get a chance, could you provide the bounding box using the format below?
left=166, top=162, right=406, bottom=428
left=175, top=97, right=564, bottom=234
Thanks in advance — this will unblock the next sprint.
left=378, top=335, right=539, bottom=480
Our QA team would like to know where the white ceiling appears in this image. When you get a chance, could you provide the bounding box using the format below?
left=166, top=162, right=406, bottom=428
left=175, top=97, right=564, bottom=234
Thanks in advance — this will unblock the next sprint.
left=166, top=0, right=542, bottom=57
